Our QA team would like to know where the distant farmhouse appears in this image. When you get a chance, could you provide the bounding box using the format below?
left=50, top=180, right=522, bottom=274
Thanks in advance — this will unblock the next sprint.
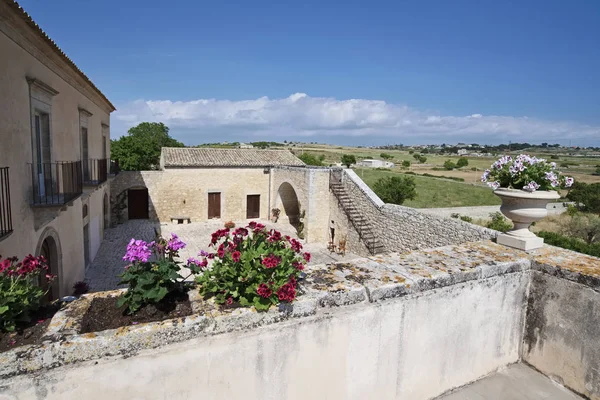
left=357, top=159, right=395, bottom=168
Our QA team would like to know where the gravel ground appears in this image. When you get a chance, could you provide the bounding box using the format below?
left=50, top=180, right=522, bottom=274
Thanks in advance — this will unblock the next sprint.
left=85, top=219, right=359, bottom=292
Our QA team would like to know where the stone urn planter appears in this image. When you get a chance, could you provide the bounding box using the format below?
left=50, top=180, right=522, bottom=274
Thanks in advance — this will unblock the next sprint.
left=493, top=188, right=560, bottom=250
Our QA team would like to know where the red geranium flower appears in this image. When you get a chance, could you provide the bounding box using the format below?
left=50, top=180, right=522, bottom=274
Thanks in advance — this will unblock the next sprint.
left=232, top=251, right=241, bottom=262
left=303, top=252, right=311, bottom=263
left=257, top=283, right=273, bottom=298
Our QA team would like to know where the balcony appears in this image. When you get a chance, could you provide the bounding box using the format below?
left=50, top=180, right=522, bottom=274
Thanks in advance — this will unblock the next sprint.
left=82, top=159, right=108, bottom=186
left=0, top=167, right=12, bottom=239
left=30, top=161, right=83, bottom=206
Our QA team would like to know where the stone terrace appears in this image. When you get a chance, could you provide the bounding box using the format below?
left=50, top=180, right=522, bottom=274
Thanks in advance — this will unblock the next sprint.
left=3, top=241, right=599, bottom=399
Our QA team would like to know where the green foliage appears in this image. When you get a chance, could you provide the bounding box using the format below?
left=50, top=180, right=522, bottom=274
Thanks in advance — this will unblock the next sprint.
left=595, top=166, right=600, bottom=176
left=567, top=182, right=600, bottom=213
left=451, top=213, right=473, bottom=223
left=418, top=155, right=427, bottom=163
left=408, top=150, right=415, bottom=154
left=298, top=153, right=323, bottom=166
left=196, top=223, right=308, bottom=311
left=538, top=231, right=600, bottom=257
left=250, top=141, right=285, bottom=148
left=341, top=154, right=357, bottom=168
left=456, top=157, right=469, bottom=168
left=111, top=122, right=184, bottom=171
left=422, top=173, right=464, bottom=182
left=559, top=213, right=600, bottom=244
left=443, top=160, right=456, bottom=170
left=565, top=204, right=579, bottom=216
left=118, top=234, right=191, bottom=314
left=401, top=160, right=411, bottom=169
left=550, top=155, right=560, bottom=160
left=373, top=176, right=417, bottom=205
left=380, top=153, right=393, bottom=160
left=0, top=255, right=54, bottom=332
left=487, top=212, right=512, bottom=233
left=412, top=153, right=420, bottom=161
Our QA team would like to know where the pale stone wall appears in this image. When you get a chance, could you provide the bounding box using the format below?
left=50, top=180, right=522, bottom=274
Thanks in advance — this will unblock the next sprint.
left=330, top=169, right=496, bottom=254
left=111, top=168, right=271, bottom=224
left=524, top=257, right=600, bottom=400
left=0, top=6, right=113, bottom=297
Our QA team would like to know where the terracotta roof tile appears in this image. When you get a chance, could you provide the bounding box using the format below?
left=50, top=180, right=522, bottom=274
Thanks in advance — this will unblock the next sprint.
left=161, top=147, right=305, bottom=168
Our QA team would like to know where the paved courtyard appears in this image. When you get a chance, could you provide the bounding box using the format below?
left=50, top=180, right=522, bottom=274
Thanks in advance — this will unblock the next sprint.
left=86, top=219, right=359, bottom=292
left=439, top=363, right=582, bottom=400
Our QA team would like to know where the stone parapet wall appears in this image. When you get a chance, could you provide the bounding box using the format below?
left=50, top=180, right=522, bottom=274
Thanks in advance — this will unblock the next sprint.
left=331, top=168, right=497, bottom=254
left=0, top=243, right=599, bottom=399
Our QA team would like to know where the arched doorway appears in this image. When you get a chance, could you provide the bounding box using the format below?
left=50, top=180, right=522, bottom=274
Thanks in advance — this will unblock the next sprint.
left=276, top=182, right=301, bottom=225
left=36, top=228, right=62, bottom=300
left=127, top=188, right=149, bottom=219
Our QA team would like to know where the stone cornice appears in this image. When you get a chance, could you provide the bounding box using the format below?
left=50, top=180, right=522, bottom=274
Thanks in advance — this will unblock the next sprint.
left=0, top=1, right=115, bottom=114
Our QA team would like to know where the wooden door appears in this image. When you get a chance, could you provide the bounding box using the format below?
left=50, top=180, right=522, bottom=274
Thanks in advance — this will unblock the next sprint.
left=128, top=188, right=149, bottom=219
left=208, top=192, right=221, bottom=219
left=246, top=195, right=260, bottom=219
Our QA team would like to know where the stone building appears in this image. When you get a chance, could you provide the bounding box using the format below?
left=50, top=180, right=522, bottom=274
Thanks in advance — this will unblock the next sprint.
left=0, top=0, right=115, bottom=297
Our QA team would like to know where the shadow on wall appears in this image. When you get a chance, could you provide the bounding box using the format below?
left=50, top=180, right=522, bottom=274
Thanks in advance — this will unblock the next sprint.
left=276, top=182, right=300, bottom=224
left=109, top=171, right=158, bottom=226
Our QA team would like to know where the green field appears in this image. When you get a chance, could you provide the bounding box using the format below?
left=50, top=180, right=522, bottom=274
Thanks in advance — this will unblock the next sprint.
left=354, top=168, right=501, bottom=208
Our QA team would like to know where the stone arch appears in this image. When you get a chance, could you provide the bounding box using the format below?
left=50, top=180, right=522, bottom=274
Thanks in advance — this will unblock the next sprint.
left=276, top=182, right=301, bottom=225
left=35, top=227, right=63, bottom=299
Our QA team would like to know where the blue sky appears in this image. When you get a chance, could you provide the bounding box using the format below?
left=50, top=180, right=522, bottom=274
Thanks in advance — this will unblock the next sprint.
left=17, top=0, right=600, bottom=146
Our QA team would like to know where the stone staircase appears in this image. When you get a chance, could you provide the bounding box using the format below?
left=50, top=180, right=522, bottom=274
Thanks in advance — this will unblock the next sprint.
left=329, top=171, right=385, bottom=255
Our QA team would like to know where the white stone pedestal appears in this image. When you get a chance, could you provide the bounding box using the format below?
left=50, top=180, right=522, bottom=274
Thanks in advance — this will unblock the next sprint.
left=497, top=233, right=544, bottom=251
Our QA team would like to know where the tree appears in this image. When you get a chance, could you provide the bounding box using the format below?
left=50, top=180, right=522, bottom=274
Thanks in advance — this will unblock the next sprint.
left=111, top=122, right=184, bottom=171
left=298, top=153, right=323, bottom=166
left=567, top=182, right=600, bottom=213
left=559, top=213, right=600, bottom=244
left=412, top=153, right=421, bottom=161
left=408, top=150, right=415, bottom=155
left=418, top=156, right=427, bottom=163
left=443, top=160, right=456, bottom=170
left=341, top=154, right=357, bottom=168
left=373, top=176, right=417, bottom=205
left=456, top=157, right=469, bottom=168
left=380, top=153, right=393, bottom=160
left=401, top=160, right=411, bottom=169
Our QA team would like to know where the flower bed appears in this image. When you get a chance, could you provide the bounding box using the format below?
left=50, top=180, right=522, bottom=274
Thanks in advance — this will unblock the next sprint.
left=0, top=254, right=58, bottom=352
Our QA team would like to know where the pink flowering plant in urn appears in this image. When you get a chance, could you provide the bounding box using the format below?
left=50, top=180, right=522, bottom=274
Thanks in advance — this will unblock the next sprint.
left=0, top=254, right=55, bottom=332
left=118, top=233, right=193, bottom=314
left=481, top=154, right=574, bottom=192
left=194, top=221, right=310, bottom=311
left=481, top=154, right=574, bottom=250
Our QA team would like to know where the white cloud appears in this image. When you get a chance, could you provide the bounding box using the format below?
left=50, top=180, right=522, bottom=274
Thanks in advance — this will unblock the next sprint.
left=113, top=93, right=600, bottom=145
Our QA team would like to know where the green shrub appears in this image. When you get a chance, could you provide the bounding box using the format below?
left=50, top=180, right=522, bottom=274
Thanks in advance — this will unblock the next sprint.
left=422, top=173, right=464, bottom=182
left=408, top=150, right=415, bottom=154
left=0, top=255, right=54, bottom=332
left=456, top=157, right=469, bottom=168
left=401, top=160, right=411, bottom=169
left=443, top=160, right=456, bottom=170
left=298, top=153, right=323, bottom=166
left=460, top=215, right=473, bottom=223
left=341, top=154, right=357, bottom=168
left=196, top=222, right=309, bottom=310
left=418, top=155, right=427, bottom=163
left=567, top=182, right=600, bottom=213
left=471, top=167, right=478, bottom=171
left=550, top=155, right=560, bottom=160
left=380, top=153, right=393, bottom=160
left=538, top=231, right=600, bottom=257
left=487, top=212, right=512, bottom=232
left=375, top=167, right=392, bottom=171
left=373, top=175, right=417, bottom=205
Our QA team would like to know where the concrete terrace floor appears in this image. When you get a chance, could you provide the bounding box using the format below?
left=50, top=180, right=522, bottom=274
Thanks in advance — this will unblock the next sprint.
left=86, top=219, right=360, bottom=292
left=439, top=364, right=582, bottom=400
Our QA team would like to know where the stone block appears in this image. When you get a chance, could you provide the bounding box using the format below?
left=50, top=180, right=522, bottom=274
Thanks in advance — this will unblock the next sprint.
left=497, top=233, right=544, bottom=251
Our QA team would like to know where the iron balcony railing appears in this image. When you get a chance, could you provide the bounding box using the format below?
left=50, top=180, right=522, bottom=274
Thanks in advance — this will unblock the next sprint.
left=82, top=159, right=108, bottom=186
left=30, top=161, right=83, bottom=206
left=0, top=167, right=12, bottom=238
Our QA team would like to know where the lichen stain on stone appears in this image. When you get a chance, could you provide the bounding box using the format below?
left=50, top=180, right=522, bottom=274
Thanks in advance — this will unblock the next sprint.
left=533, top=247, right=600, bottom=278
left=82, top=333, right=97, bottom=339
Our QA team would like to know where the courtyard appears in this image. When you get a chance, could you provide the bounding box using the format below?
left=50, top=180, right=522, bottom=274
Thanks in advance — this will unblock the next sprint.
left=85, top=219, right=359, bottom=292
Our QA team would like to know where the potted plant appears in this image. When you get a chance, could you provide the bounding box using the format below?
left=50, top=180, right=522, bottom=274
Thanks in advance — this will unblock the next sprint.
left=481, top=154, right=574, bottom=250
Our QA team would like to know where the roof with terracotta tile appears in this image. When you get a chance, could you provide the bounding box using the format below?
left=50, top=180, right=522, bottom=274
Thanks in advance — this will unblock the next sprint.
left=161, top=147, right=306, bottom=168
left=4, top=0, right=116, bottom=111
